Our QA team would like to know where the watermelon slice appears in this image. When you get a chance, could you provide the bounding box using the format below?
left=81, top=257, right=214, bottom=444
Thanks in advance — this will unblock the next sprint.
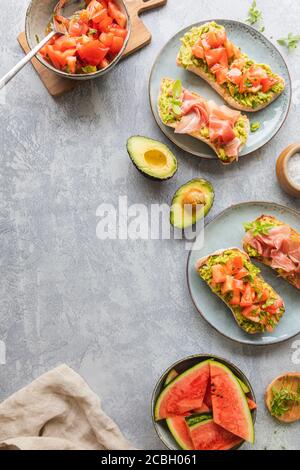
left=187, top=415, right=243, bottom=451
left=164, top=369, right=179, bottom=387
left=155, top=361, right=210, bottom=420
left=166, top=416, right=194, bottom=450
left=164, top=369, right=211, bottom=414
left=210, top=361, right=255, bottom=443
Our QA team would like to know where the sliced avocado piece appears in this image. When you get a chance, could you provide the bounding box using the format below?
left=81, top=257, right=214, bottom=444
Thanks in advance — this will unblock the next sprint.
left=127, top=136, right=177, bottom=180
left=170, top=179, right=214, bottom=229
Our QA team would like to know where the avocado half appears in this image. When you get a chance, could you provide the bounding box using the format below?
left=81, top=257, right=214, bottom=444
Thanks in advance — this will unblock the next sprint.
left=170, top=179, right=214, bottom=229
left=127, top=136, right=177, bottom=181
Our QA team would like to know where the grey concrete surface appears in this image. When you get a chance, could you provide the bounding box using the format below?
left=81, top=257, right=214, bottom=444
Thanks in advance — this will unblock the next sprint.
left=0, top=0, right=299, bottom=450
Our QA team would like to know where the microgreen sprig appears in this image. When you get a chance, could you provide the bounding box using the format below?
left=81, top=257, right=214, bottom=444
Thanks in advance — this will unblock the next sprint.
left=246, top=1, right=265, bottom=33
left=278, top=33, right=300, bottom=51
left=171, top=80, right=183, bottom=116
left=271, top=385, right=300, bottom=418
left=243, top=221, right=275, bottom=236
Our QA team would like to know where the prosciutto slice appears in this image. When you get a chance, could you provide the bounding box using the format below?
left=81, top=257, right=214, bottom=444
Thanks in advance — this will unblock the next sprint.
left=209, top=117, right=236, bottom=144
left=175, top=91, right=209, bottom=134
left=175, top=110, right=205, bottom=134
left=245, top=221, right=300, bottom=279
left=224, top=137, right=241, bottom=158
left=174, top=86, right=243, bottom=159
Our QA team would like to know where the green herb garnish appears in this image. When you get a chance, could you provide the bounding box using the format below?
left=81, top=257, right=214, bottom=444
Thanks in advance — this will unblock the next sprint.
left=246, top=1, right=264, bottom=30
left=88, top=28, right=97, bottom=36
left=81, top=65, right=97, bottom=74
left=271, top=385, right=300, bottom=418
left=251, top=122, right=261, bottom=132
left=171, top=80, right=183, bottom=116
left=35, top=34, right=40, bottom=44
left=172, top=79, right=182, bottom=99
left=278, top=33, right=300, bottom=51
left=244, top=220, right=275, bottom=236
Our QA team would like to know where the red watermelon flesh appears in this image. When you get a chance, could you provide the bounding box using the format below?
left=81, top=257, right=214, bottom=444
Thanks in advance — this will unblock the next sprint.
left=189, top=418, right=243, bottom=451
left=193, top=403, right=211, bottom=414
left=247, top=398, right=257, bottom=411
left=155, top=361, right=210, bottom=420
left=166, top=416, right=194, bottom=450
left=210, top=362, right=254, bottom=443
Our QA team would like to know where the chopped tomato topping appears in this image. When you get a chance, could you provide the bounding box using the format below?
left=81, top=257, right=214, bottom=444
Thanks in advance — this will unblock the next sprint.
left=221, top=275, right=234, bottom=295
left=78, top=39, right=109, bottom=65
left=240, top=284, right=254, bottom=308
left=211, top=64, right=228, bottom=85
left=241, top=305, right=261, bottom=322
left=227, top=67, right=242, bottom=85
left=110, top=35, right=124, bottom=55
left=229, top=289, right=241, bottom=306
left=224, top=40, right=235, bottom=60
left=211, top=265, right=227, bottom=284
left=192, top=44, right=205, bottom=60
left=190, top=27, right=277, bottom=96
left=108, top=1, right=127, bottom=28
left=42, top=0, right=128, bottom=74
left=261, top=76, right=278, bottom=92
left=205, top=47, right=228, bottom=68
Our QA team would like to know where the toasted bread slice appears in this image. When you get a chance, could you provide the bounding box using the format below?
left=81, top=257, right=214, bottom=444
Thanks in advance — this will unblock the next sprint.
left=243, top=215, right=300, bottom=290
left=196, top=248, right=285, bottom=335
left=158, top=78, right=250, bottom=165
left=177, top=22, right=285, bottom=112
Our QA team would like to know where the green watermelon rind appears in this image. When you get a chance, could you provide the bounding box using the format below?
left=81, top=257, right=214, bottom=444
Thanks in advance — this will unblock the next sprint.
left=166, top=417, right=193, bottom=451
left=210, top=361, right=255, bottom=444
left=154, top=360, right=210, bottom=421
left=164, top=369, right=179, bottom=387
left=236, top=376, right=250, bottom=394
left=185, top=413, right=213, bottom=427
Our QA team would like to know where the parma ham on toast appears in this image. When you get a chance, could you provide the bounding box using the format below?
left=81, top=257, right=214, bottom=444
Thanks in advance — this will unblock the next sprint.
left=177, top=22, right=285, bottom=112
left=243, top=215, right=300, bottom=290
left=158, top=78, right=250, bottom=164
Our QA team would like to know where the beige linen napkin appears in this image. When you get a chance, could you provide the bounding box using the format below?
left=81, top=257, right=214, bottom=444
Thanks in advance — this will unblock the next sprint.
left=0, top=364, right=134, bottom=450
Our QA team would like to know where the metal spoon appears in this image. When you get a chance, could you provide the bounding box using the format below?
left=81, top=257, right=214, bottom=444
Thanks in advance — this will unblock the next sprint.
left=0, top=0, right=77, bottom=90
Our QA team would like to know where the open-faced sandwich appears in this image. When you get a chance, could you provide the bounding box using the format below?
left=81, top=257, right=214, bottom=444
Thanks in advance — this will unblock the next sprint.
left=195, top=248, right=285, bottom=334
left=243, top=215, right=300, bottom=290
left=177, top=22, right=285, bottom=112
left=158, top=78, right=250, bottom=164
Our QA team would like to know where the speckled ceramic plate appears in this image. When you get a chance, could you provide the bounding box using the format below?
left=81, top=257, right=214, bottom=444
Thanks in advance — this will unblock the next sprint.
left=187, top=202, right=300, bottom=346
left=152, top=355, right=256, bottom=451
left=149, top=19, right=292, bottom=159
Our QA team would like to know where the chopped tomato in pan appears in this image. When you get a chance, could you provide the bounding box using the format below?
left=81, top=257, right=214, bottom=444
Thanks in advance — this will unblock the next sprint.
left=40, top=0, right=128, bottom=74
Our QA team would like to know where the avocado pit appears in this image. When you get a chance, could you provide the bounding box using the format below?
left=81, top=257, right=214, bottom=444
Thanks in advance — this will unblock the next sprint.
left=144, top=149, right=168, bottom=168
left=182, top=189, right=206, bottom=213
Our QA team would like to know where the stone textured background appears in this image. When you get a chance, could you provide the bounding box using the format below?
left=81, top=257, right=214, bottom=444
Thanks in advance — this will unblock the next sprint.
left=0, top=0, right=299, bottom=450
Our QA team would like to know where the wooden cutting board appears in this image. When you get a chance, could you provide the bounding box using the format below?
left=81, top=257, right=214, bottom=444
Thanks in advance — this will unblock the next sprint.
left=18, top=0, right=167, bottom=97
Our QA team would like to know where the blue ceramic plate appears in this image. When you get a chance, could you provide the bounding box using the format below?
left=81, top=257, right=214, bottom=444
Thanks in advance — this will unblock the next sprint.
left=149, top=19, right=292, bottom=159
left=187, top=202, right=300, bottom=346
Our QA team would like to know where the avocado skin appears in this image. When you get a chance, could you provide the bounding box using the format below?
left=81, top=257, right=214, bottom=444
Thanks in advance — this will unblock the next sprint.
left=170, top=178, right=215, bottom=229
left=127, top=136, right=178, bottom=181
